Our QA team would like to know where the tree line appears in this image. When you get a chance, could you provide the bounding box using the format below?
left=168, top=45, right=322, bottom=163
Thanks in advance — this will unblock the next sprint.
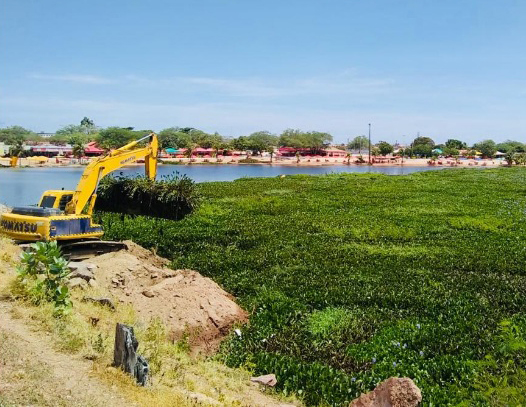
left=1, top=118, right=525, bottom=159
left=0, top=119, right=335, bottom=158
left=346, top=135, right=526, bottom=158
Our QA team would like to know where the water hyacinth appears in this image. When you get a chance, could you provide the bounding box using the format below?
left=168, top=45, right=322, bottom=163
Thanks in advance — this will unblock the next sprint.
left=99, top=168, right=526, bottom=406
left=96, top=172, right=200, bottom=220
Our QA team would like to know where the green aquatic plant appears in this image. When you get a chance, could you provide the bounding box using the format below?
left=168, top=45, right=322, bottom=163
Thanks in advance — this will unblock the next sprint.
left=96, top=172, right=200, bottom=220
left=98, top=168, right=526, bottom=406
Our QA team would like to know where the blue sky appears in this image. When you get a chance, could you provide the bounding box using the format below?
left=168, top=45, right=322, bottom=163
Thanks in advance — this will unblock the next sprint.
left=1, top=0, right=525, bottom=144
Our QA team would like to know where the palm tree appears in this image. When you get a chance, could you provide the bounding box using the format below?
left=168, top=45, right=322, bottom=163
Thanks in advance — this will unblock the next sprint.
left=265, top=147, right=275, bottom=163
left=186, top=143, right=197, bottom=160
left=505, top=151, right=515, bottom=166
left=72, top=142, right=85, bottom=161
left=9, top=136, right=25, bottom=166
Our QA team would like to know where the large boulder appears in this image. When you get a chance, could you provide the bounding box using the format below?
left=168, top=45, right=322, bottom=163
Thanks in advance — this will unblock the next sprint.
left=350, top=377, right=422, bottom=407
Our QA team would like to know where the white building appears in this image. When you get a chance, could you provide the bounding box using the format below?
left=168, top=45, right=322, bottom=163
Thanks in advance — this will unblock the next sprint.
left=0, top=142, right=8, bottom=156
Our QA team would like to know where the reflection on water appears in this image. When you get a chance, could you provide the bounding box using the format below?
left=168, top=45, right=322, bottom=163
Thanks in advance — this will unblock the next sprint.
left=0, top=164, right=447, bottom=207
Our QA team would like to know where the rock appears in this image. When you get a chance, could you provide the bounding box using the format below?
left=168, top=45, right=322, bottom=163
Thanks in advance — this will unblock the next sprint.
left=68, top=261, right=96, bottom=282
left=161, top=269, right=177, bottom=278
left=350, top=377, right=422, bottom=407
left=113, top=323, right=149, bottom=386
left=250, top=373, right=277, bottom=387
left=142, top=289, right=155, bottom=298
left=85, top=263, right=96, bottom=271
left=68, top=277, right=88, bottom=290
left=82, top=296, right=116, bottom=311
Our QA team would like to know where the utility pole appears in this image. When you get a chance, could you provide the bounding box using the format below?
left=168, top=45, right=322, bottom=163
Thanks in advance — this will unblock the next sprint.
left=368, top=123, right=371, bottom=164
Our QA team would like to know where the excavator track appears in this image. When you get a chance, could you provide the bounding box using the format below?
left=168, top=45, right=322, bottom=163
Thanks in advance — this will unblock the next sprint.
left=60, top=240, right=128, bottom=261
left=19, top=240, right=128, bottom=261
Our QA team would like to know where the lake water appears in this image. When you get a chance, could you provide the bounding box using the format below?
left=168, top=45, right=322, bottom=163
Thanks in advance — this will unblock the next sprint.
left=0, top=164, right=447, bottom=207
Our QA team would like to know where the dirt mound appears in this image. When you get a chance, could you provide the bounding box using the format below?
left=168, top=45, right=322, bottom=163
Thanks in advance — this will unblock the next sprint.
left=89, top=241, right=247, bottom=353
left=350, top=377, right=422, bottom=407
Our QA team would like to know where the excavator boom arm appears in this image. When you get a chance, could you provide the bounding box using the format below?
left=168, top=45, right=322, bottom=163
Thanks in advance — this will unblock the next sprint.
left=65, top=133, right=158, bottom=215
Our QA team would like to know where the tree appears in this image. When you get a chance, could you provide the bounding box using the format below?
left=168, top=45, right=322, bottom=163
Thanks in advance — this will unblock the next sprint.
left=9, top=135, right=25, bottom=157
left=377, top=141, right=394, bottom=156
left=56, top=124, right=85, bottom=136
left=412, top=144, right=433, bottom=157
left=443, top=147, right=460, bottom=156
left=80, top=116, right=94, bottom=127
left=496, top=140, right=525, bottom=153
left=185, top=142, right=198, bottom=158
left=279, top=129, right=333, bottom=153
left=56, top=118, right=97, bottom=137
left=505, top=151, right=515, bottom=166
left=445, top=139, right=466, bottom=150
left=0, top=126, right=35, bottom=144
left=279, top=129, right=306, bottom=148
left=158, top=127, right=192, bottom=149
left=412, top=136, right=435, bottom=147
left=67, top=133, right=89, bottom=145
left=96, top=127, right=141, bottom=150
left=48, top=134, right=71, bottom=144
left=72, top=142, right=85, bottom=159
left=246, top=131, right=278, bottom=155
left=266, top=146, right=275, bottom=163
left=514, top=153, right=526, bottom=166
left=307, top=131, right=333, bottom=154
left=473, top=139, right=497, bottom=158
left=347, top=136, right=370, bottom=153
left=231, top=136, right=251, bottom=151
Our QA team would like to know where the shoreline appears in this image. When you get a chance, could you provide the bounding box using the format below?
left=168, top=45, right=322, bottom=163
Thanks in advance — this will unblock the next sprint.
left=0, top=156, right=507, bottom=169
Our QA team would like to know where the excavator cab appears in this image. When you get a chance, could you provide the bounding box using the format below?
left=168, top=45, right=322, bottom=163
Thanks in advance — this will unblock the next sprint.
left=39, top=190, right=74, bottom=210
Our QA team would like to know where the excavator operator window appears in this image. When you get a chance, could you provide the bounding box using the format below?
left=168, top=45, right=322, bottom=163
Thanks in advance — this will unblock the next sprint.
left=58, top=194, right=73, bottom=211
left=40, top=196, right=56, bottom=208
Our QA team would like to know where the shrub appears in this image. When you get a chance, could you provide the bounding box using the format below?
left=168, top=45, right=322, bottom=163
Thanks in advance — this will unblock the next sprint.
left=238, top=157, right=260, bottom=164
left=14, top=241, right=71, bottom=315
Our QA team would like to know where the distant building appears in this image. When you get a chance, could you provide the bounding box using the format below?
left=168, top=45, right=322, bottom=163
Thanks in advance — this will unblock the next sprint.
left=84, top=142, right=104, bottom=156
left=31, top=144, right=73, bottom=156
left=277, top=147, right=347, bottom=157
left=36, top=132, right=55, bottom=138
left=0, top=142, right=8, bottom=156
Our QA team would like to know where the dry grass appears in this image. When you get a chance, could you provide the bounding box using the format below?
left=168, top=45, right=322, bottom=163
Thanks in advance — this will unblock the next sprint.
left=0, top=237, right=300, bottom=407
left=0, top=330, right=99, bottom=407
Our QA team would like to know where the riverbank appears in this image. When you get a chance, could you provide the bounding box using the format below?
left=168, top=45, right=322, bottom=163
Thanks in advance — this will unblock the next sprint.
left=0, top=155, right=506, bottom=168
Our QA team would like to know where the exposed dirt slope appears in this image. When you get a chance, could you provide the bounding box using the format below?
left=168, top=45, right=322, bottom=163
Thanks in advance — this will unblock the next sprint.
left=89, top=240, right=247, bottom=353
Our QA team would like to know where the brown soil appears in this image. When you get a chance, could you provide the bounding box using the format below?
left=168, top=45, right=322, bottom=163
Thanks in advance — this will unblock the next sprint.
left=90, top=240, right=248, bottom=353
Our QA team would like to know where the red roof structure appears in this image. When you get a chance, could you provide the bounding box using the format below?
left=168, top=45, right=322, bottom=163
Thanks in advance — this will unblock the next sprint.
left=84, top=142, right=104, bottom=155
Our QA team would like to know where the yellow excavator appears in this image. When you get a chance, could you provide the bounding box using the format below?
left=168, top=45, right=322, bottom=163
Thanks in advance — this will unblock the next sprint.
left=0, top=133, right=158, bottom=254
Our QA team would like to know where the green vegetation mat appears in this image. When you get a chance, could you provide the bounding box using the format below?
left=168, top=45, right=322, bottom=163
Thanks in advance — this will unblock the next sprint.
left=97, top=168, right=526, bottom=406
